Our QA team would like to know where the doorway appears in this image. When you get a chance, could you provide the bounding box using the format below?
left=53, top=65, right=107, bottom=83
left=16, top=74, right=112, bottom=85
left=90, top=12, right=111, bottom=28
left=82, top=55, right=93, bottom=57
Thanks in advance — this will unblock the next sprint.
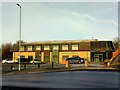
left=94, top=54, right=103, bottom=62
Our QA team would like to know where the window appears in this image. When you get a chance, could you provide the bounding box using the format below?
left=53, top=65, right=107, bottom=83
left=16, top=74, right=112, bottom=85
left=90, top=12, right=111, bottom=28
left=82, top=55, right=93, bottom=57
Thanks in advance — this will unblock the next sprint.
left=53, top=45, right=59, bottom=50
left=35, top=55, right=40, bottom=58
left=44, top=45, right=50, bottom=50
left=35, top=45, right=41, bottom=50
left=62, top=45, right=68, bottom=50
left=27, top=46, right=32, bottom=51
left=20, top=46, right=24, bottom=51
left=72, top=45, right=78, bottom=50
left=28, top=56, right=33, bottom=60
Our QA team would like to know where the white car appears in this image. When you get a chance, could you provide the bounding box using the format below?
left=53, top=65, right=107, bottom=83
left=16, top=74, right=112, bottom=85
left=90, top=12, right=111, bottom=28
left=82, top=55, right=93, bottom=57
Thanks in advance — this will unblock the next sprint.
left=2, top=58, right=18, bottom=64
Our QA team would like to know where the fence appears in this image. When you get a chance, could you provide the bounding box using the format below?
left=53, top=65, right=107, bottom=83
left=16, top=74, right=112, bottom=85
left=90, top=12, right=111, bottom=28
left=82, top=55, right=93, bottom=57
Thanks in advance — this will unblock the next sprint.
left=2, top=62, right=66, bottom=73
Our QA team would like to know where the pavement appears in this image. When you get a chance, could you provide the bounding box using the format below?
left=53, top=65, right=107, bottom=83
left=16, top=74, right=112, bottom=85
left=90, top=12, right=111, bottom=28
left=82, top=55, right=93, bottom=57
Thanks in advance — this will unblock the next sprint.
left=2, top=63, right=119, bottom=76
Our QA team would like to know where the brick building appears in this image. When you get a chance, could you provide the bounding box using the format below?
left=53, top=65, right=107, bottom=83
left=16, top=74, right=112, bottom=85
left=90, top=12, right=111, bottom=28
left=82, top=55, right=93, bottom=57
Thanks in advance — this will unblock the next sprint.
left=12, top=39, right=115, bottom=63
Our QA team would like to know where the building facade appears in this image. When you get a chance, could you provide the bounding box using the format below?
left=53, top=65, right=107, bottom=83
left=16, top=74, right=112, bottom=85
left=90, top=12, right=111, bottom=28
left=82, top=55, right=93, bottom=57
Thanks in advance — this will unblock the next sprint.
left=12, top=39, right=115, bottom=63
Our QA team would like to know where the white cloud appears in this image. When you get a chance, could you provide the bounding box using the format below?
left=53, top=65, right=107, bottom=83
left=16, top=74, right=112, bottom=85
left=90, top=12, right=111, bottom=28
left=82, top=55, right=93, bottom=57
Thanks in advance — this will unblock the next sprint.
left=98, top=19, right=118, bottom=26
left=57, top=9, right=118, bottom=40
left=2, top=2, right=118, bottom=44
left=83, top=14, right=96, bottom=21
left=70, top=11, right=118, bottom=26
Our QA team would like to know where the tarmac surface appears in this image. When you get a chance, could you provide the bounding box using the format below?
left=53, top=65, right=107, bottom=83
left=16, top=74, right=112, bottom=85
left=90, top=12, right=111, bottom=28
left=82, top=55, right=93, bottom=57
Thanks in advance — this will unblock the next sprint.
left=2, top=71, right=119, bottom=89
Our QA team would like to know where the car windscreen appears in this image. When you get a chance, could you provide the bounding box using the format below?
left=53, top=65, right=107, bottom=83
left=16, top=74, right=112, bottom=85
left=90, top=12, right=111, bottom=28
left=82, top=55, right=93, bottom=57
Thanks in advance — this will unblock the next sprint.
left=34, top=59, right=39, bottom=61
left=66, top=58, right=74, bottom=60
left=6, top=60, right=12, bottom=61
left=17, top=58, right=30, bottom=62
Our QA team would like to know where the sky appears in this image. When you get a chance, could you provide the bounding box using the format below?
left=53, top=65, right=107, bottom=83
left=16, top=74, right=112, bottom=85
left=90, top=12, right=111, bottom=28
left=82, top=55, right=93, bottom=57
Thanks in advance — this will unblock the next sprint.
left=2, top=1, right=118, bottom=44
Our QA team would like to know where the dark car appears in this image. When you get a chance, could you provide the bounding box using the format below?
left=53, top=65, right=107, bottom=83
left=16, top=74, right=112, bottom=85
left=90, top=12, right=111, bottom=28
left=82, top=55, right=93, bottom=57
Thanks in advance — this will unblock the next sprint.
left=66, top=56, right=85, bottom=64
left=16, top=58, right=31, bottom=64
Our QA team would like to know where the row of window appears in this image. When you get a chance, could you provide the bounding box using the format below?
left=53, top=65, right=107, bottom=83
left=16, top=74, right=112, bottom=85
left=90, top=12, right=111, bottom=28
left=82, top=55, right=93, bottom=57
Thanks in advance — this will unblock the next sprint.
left=20, top=55, right=77, bottom=61
left=20, top=45, right=79, bottom=51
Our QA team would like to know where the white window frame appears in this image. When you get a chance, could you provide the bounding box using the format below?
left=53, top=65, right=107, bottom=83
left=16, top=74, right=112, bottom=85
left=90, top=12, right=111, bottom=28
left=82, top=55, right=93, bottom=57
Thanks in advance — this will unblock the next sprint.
left=27, top=46, right=32, bottom=51
left=36, top=45, right=41, bottom=50
left=44, top=45, right=50, bottom=50
left=62, top=45, right=68, bottom=50
left=72, top=45, right=78, bottom=50
left=53, top=45, right=59, bottom=50
left=20, top=46, right=24, bottom=51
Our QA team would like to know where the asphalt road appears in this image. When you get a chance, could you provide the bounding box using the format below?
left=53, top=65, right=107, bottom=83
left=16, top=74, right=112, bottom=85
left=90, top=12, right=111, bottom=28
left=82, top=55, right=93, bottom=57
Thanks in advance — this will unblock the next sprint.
left=2, top=71, right=119, bottom=89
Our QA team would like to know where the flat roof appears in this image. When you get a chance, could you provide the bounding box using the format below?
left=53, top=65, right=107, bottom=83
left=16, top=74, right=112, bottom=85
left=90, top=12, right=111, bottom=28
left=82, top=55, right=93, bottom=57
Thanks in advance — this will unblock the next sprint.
left=21, top=39, right=99, bottom=45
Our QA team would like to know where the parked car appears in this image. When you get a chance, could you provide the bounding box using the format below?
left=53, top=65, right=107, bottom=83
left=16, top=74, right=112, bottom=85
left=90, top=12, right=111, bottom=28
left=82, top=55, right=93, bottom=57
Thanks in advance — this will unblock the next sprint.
left=30, top=59, right=41, bottom=64
left=66, top=56, right=85, bottom=64
left=2, top=58, right=18, bottom=64
left=16, top=58, right=31, bottom=64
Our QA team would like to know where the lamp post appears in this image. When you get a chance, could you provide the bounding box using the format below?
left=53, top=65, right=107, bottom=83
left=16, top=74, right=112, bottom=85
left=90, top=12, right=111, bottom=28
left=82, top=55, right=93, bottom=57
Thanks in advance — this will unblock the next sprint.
left=16, top=3, right=21, bottom=71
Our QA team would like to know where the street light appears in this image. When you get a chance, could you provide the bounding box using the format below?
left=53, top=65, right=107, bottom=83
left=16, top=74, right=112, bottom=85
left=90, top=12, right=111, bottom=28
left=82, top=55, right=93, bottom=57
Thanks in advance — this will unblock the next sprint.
left=16, top=3, right=21, bottom=71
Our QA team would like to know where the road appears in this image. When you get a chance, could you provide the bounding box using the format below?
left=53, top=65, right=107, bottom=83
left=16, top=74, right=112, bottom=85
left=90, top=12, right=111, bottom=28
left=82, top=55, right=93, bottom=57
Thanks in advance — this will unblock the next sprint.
left=2, top=71, right=119, bottom=89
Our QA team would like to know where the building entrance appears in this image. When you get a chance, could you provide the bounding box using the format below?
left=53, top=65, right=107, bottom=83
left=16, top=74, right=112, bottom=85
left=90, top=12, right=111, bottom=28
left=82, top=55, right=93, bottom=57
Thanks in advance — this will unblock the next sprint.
left=44, top=51, right=50, bottom=63
left=94, top=54, right=103, bottom=62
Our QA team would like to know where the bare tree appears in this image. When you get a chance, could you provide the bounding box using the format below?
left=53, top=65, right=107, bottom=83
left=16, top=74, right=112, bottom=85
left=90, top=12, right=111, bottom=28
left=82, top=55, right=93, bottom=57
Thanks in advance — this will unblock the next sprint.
left=16, top=40, right=25, bottom=44
left=2, top=43, right=13, bottom=59
left=113, top=37, right=120, bottom=50
left=1, top=40, right=26, bottom=60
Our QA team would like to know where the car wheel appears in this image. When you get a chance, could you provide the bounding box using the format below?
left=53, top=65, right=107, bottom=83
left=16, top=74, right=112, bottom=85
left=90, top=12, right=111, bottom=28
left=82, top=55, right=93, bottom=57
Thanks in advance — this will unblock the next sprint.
left=5, top=62, right=7, bottom=64
left=78, top=61, right=81, bottom=64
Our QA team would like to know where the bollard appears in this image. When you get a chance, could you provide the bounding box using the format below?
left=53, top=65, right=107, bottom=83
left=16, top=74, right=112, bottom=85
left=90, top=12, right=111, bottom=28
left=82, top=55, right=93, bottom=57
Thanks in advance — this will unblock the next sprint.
left=107, top=62, right=110, bottom=66
left=11, top=65, right=13, bottom=71
left=38, top=63, right=40, bottom=68
left=52, top=62, right=54, bottom=68
left=24, top=63, right=26, bottom=69
left=66, top=60, right=69, bottom=68
left=84, top=60, right=88, bottom=67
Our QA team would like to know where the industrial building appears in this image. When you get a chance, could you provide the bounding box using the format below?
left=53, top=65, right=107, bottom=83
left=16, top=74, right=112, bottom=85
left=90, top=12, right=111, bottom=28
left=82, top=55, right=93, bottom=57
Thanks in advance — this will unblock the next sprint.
left=12, top=39, right=115, bottom=64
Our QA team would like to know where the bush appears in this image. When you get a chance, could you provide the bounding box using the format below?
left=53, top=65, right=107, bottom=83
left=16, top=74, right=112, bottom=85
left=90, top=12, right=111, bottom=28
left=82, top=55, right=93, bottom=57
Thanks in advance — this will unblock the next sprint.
left=103, top=59, right=110, bottom=65
left=112, top=62, right=120, bottom=68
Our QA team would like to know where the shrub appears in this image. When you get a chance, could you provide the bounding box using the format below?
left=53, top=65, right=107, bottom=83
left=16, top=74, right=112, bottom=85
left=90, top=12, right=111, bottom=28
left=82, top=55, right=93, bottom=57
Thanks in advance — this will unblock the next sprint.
left=112, top=61, right=120, bottom=68
left=103, top=59, right=110, bottom=65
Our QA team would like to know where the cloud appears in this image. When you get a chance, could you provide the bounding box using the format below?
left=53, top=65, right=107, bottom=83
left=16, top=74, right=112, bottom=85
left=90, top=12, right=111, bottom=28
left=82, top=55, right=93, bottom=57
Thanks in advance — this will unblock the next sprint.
left=57, top=9, right=118, bottom=41
left=83, top=14, right=96, bottom=21
left=70, top=11, right=118, bottom=26
left=98, top=19, right=118, bottom=26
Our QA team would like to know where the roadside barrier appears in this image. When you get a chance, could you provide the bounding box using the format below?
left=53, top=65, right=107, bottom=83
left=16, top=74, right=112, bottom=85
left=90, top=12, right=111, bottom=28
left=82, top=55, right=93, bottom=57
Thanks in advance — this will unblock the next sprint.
left=66, top=60, right=69, bottom=68
left=11, top=65, right=13, bottom=71
left=107, top=62, right=110, bottom=66
left=24, top=64, right=27, bottom=69
left=38, top=63, right=40, bottom=68
left=52, top=62, right=54, bottom=68
left=85, top=60, right=88, bottom=67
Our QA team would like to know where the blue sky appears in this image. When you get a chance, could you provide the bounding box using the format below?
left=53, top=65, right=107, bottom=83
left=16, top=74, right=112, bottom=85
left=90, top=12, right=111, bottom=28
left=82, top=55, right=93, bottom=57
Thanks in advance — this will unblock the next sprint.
left=2, top=2, right=118, bottom=44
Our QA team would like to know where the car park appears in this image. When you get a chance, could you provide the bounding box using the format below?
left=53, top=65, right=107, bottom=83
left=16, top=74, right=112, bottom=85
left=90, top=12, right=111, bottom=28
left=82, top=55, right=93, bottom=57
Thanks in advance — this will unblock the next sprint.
left=2, top=58, right=18, bottom=64
left=66, top=56, right=85, bottom=64
left=30, top=59, right=41, bottom=64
